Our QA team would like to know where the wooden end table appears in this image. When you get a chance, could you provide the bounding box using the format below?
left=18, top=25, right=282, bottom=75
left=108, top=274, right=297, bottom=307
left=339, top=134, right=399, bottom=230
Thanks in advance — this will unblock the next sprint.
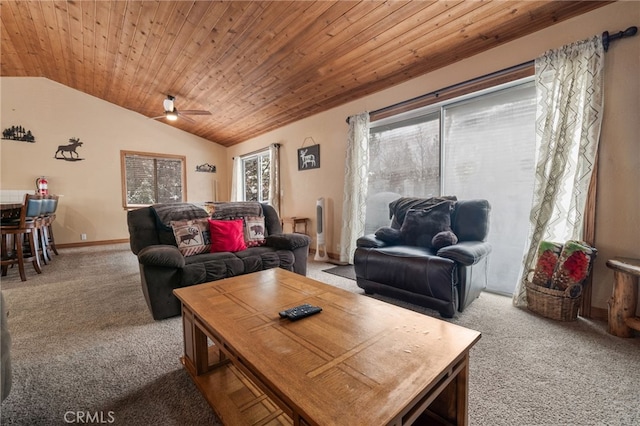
left=607, top=257, right=640, bottom=337
left=174, top=268, right=481, bottom=425
left=281, top=217, right=309, bottom=235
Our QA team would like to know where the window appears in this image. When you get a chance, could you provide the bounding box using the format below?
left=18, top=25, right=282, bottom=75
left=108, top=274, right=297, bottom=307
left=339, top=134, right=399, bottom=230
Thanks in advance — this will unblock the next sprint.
left=241, top=150, right=270, bottom=202
left=367, top=79, right=536, bottom=295
left=368, top=112, right=441, bottom=199
left=121, top=151, right=186, bottom=208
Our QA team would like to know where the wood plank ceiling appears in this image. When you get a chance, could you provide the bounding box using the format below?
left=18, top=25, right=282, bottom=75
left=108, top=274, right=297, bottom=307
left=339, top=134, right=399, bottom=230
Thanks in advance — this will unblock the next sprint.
left=1, top=1, right=609, bottom=147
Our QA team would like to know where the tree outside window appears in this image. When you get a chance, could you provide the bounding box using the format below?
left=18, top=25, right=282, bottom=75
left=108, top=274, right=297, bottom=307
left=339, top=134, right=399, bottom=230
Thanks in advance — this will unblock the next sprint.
left=242, top=151, right=270, bottom=202
left=121, top=151, right=186, bottom=208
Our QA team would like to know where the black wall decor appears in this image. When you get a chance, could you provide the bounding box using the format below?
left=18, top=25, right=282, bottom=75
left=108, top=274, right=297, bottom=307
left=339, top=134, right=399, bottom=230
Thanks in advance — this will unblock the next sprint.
left=54, top=137, right=85, bottom=161
left=195, top=163, right=216, bottom=173
left=2, top=125, right=35, bottom=142
left=298, top=144, right=320, bottom=171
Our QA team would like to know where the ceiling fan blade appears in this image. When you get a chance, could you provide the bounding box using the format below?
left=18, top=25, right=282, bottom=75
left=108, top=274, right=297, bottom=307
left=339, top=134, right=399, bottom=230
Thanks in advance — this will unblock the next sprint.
left=150, top=115, right=166, bottom=120
left=177, top=112, right=196, bottom=123
left=179, top=110, right=212, bottom=115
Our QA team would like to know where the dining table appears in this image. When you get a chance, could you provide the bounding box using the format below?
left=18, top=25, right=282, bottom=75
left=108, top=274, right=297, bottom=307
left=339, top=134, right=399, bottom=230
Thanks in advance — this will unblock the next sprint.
left=0, top=203, right=22, bottom=220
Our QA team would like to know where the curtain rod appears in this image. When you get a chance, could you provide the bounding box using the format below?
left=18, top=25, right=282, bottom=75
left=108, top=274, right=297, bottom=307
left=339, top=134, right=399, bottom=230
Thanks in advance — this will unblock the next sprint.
left=233, top=143, right=280, bottom=160
left=602, top=26, right=637, bottom=52
left=346, top=25, right=638, bottom=124
left=346, top=61, right=533, bottom=124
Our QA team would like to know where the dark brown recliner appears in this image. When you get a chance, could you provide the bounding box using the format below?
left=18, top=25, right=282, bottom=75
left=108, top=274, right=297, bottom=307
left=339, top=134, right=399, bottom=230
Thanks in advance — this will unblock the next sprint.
left=354, top=198, right=491, bottom=318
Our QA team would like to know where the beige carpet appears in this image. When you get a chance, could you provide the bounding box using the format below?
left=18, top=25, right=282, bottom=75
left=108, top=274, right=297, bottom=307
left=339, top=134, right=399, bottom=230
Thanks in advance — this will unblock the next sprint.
left=1, top=243, right=639, bottom=425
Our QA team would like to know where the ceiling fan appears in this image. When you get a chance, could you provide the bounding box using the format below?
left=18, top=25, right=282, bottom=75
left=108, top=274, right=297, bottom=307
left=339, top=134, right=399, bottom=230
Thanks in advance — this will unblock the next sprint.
left=151, top=95, right=211, bottom=123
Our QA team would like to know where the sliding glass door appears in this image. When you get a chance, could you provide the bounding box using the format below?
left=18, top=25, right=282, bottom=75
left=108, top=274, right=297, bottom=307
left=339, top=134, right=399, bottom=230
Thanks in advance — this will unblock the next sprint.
left=366, top=80, right=536, bottom=295
left=365, top=113, right=440, bottom=234
left=442, top=83, right=536, bottom=294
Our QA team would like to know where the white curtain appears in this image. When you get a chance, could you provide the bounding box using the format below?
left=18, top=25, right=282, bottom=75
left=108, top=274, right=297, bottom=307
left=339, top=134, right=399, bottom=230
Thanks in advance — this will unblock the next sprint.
left=340, top=112, right=370, bottom=264
left=268, top=143, right=280, bottom=215
left=513, top=36, right=604, bottom=306
left=230, top=156, right=242, bottom=202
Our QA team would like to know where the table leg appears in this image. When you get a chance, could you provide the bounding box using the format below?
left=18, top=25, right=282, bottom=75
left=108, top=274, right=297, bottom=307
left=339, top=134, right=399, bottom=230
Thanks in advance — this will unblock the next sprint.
left=608, top=271, right=639, bottom=337
left=455, top=355, right=470, bottom=426
left=414, top=354, right=469, bottom=426
left=181, top=306, right=209, bottom=375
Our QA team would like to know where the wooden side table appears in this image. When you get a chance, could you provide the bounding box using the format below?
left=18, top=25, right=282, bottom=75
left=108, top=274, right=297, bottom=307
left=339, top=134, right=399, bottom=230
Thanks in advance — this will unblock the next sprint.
left=281, top=217, right=309, bottom=235
left=606, top=257, right=640, bottom=337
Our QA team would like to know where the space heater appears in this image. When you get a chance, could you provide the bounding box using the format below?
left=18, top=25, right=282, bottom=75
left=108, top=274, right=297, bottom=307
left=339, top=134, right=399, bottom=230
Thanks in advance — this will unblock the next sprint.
left=314, top=197, right=329, bottom=261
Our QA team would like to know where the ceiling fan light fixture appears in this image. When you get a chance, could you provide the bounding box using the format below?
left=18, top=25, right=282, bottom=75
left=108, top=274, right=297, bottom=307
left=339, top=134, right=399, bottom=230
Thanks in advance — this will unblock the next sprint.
left=165, top=111, right=178, bottom=121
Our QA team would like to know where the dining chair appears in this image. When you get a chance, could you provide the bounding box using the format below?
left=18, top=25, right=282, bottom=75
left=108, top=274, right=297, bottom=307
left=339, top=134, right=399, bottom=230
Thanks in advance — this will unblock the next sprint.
left=39, top=194, right=59, bottom=264
left=1, top=194, right=44, bottom=281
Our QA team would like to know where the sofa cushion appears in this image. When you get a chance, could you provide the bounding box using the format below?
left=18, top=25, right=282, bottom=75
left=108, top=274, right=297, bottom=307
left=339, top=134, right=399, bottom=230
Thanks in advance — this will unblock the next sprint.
left=209, top=219, right=247, bottom=253
left=243, top=216, right=267, bottom=247
left=153, top=203, right=209, bottom=229
left=235, top=247, right=295, bottom=273
left=437, top=241, right=492, bottom=266
left=210, top=202, right=263, bottom=220
left=356, top=245, right=456, bottom=301
left=139, top=245, right=186, bottom=268
left=265, top=233, right=311, bottom=250
left=450, top=199, right=491, bottom=242
left=181, top=256, right=246, bottom=286
left=170, top=218, right=211, bottom=257
left=400, top=201, right=454, bottom=248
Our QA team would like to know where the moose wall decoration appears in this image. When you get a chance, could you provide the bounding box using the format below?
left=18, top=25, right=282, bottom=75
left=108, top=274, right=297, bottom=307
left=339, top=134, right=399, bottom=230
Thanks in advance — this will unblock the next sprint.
left=55, top=137, right=85, bottom=161
left=297, top=139, right=320, bottom=171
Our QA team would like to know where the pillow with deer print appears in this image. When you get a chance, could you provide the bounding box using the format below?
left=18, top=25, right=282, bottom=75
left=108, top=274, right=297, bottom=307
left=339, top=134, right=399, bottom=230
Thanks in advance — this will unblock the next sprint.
left=170, top=218, right=211, bottom=257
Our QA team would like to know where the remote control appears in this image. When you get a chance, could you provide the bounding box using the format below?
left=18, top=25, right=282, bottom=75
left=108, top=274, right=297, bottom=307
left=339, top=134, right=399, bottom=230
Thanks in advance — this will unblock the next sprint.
left=279, top=304, right=322, bottom=321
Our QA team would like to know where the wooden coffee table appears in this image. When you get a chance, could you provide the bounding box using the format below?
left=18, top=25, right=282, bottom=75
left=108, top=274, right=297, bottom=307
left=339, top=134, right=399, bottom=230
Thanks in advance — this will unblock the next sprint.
left=174, top=268, right=481, bottom=425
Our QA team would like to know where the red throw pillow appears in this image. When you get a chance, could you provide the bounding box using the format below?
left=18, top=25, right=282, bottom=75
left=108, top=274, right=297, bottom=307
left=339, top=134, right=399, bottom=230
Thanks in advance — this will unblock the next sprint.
left=208, top=219, right=247, bottom=253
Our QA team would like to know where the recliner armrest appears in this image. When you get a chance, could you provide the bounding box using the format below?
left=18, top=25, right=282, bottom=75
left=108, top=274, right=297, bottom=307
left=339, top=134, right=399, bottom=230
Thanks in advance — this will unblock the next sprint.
left=437, top=241, right=492, bottom=266
left=138, top=245, right=185, bottom=269
left=266, top=233, right=311, bottom=250
left=356, top=234, right=390, bottom=249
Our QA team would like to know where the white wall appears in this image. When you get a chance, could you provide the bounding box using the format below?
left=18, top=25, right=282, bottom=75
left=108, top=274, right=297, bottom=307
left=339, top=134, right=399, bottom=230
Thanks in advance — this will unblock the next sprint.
left=227, top=1, right=640, bottom=312
left=0, top=77, right=228, bottom=245
left=2, top=2, right=637, bottom=313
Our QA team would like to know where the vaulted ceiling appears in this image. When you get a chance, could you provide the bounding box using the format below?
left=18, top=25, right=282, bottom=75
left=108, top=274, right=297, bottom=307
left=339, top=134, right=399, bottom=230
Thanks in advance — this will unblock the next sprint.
left=1, top=1, right=609, bottom=146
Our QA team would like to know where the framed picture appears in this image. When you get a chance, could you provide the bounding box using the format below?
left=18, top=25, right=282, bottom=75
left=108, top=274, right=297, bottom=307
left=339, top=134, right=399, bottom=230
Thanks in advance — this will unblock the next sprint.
left=298, top=144, right=320, bottom=170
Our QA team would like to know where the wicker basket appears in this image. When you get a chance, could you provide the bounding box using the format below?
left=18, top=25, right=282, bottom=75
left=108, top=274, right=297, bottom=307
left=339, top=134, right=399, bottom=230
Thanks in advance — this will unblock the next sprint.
left=525, top=280, right=582, bottom=321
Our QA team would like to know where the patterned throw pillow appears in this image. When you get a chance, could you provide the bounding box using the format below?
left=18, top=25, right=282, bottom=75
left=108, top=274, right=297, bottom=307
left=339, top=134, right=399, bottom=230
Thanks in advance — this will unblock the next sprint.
left=531, top=241, right=564, bottom=288
left=243, top=216, right=267, bottom=247
left=551, top=240, right=597, bottom=291
left=171, top=218, right=211, bottom=257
